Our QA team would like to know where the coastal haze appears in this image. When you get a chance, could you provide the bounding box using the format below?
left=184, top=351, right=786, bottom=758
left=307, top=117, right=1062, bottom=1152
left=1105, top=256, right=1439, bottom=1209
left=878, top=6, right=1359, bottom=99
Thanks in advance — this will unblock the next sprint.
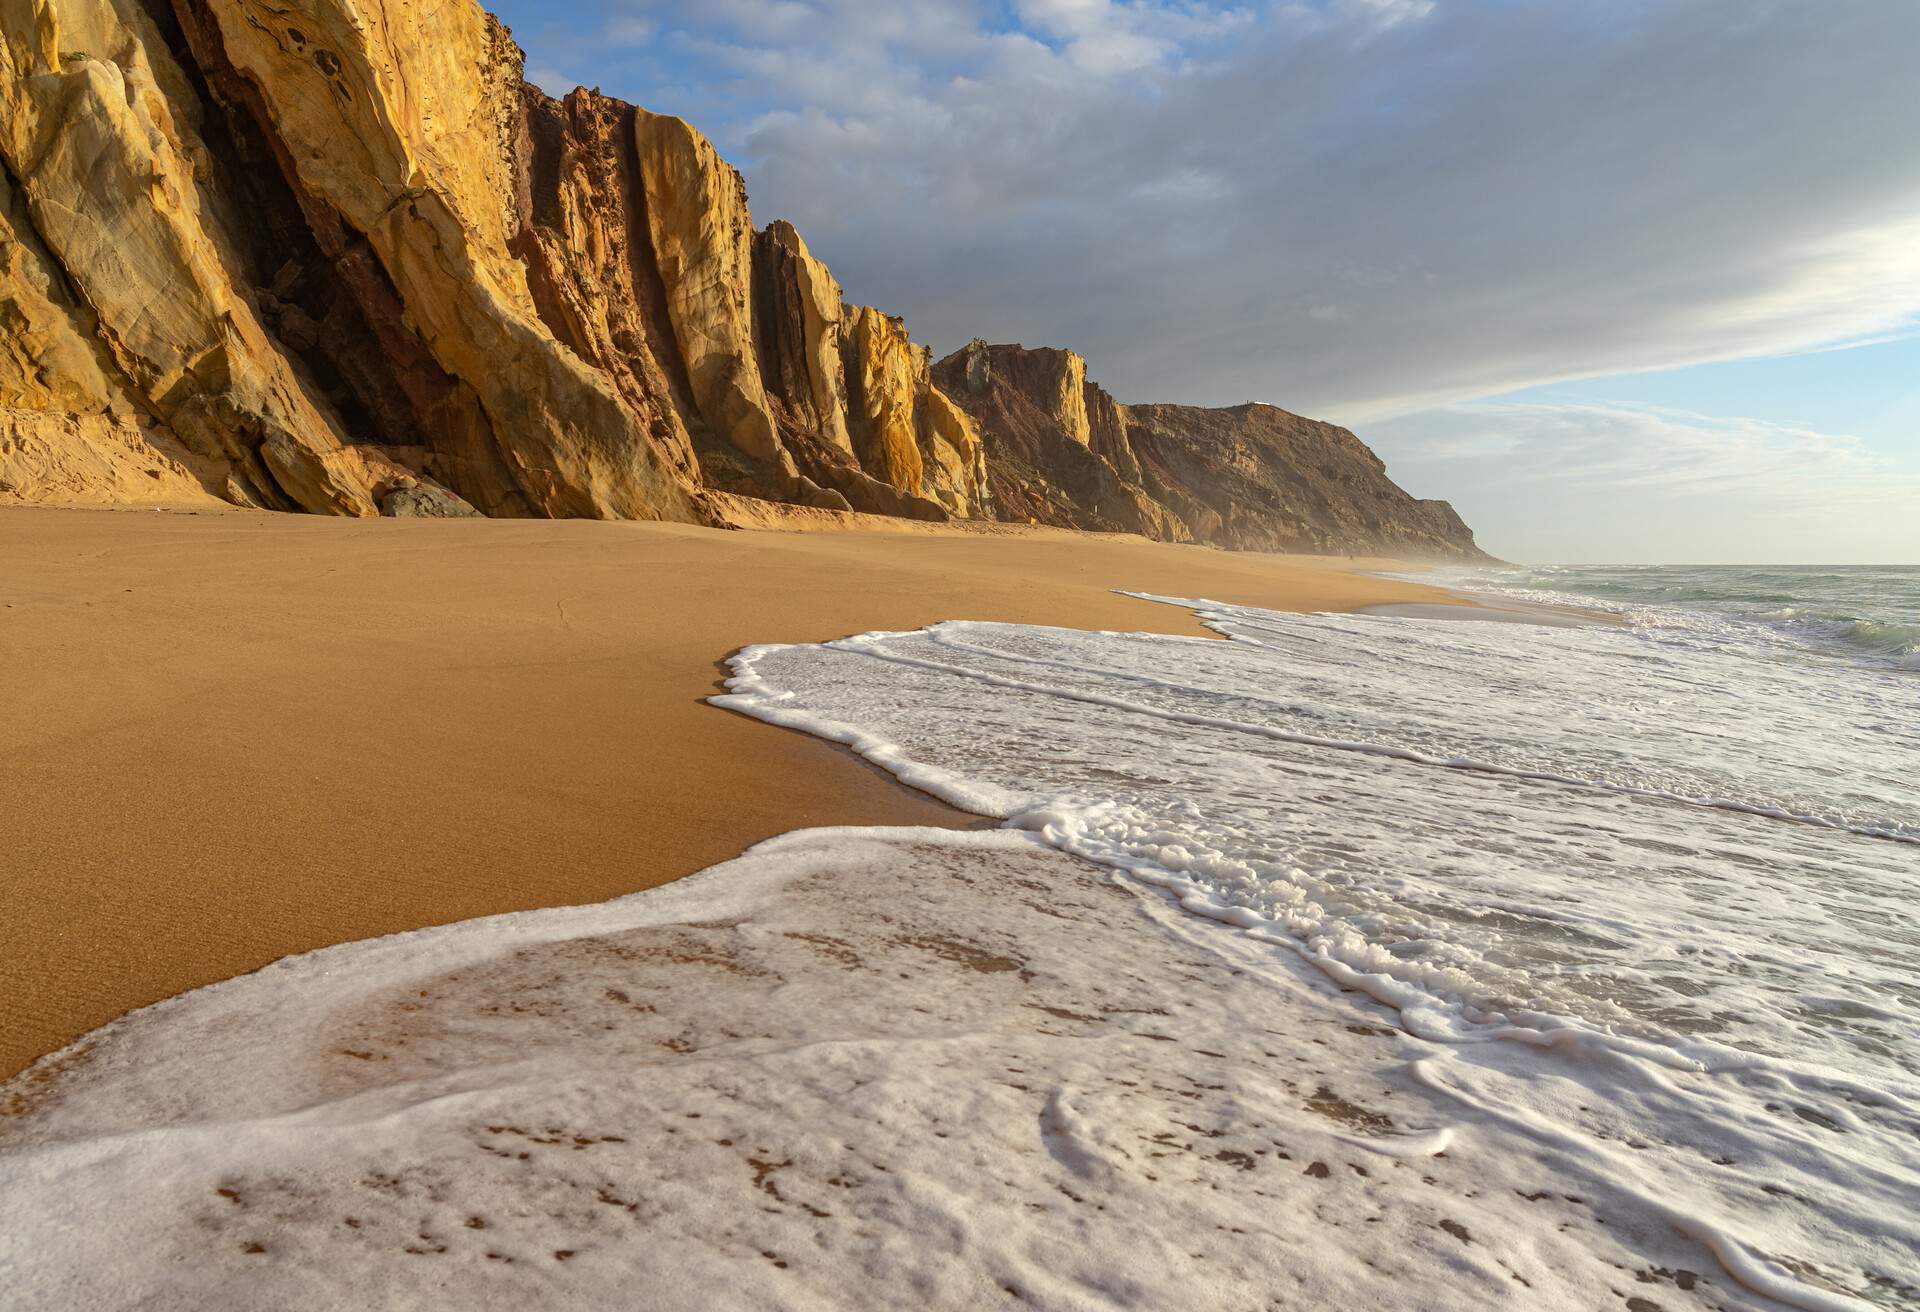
left=2, top=1, right=1916, bottom=1311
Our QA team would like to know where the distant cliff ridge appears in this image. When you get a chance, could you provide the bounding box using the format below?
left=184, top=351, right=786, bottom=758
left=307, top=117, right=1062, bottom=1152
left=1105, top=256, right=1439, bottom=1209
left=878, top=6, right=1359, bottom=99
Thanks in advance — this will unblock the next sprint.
left=0, top=0, right=1481, bottom=560
left=932, top=341, right=1482, bottom=559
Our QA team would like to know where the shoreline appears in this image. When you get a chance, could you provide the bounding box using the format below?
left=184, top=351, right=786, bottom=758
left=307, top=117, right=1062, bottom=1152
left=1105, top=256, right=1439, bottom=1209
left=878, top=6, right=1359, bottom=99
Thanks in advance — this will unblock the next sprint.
left=5, top=547, right=1911, bottom=1311
left=0, top=506, right=1462, bottom=1078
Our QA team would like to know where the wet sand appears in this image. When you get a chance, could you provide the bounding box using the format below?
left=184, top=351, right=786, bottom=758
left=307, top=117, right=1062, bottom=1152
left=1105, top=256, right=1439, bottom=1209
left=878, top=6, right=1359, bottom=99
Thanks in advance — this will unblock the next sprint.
left=0, top=506, right=1456, bottom=1077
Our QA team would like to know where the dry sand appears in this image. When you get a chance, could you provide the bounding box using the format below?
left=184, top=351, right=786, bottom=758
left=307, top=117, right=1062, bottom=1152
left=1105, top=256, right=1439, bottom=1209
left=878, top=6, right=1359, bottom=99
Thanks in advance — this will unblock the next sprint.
left=0, top=506, right=1456, bottom=1078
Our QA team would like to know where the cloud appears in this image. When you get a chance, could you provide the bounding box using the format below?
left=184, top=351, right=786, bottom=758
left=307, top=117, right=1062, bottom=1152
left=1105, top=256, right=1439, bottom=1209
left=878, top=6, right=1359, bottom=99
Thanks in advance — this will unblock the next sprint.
left=522, top=62, right=575, bottom=94
left=1376, top=403, right=1904, bottom=501
left=546, top=0, right=1920, bottom=424
left=1365, top=401, right=1920, bottom=562
left=604, top=15, right=657, bottom=45
left=1007, top=0, right=1252, bottom=72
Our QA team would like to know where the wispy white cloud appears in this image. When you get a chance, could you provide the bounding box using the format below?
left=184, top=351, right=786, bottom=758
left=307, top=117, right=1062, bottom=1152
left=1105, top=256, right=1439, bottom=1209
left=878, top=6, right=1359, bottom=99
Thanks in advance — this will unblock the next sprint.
left=1010, top=0, right=1254, bottom=72
left=1378, top=402, right=1907, bottom=502
left=522, top=62, right=574, bottom=94
left=1332, top=0, right=1435, bottom=33
left=1368, top=399, right=1920, bottom=561
left=604, top=15, right=657, bottom=46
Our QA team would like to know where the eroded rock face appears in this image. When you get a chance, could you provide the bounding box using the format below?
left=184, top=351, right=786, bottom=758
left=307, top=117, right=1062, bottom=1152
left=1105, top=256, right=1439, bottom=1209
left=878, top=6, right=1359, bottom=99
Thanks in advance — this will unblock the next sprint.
left=936, top=341, right=1484, bottom=559
left=920, top=384, right=988, bottom=518
left=0, top=161, right=137, bottom=417
left=0, top=407, right=228, bottom=507
left=1124, top=402, right=1485, bottom=557
left=1083, top=380, right=1142, bottom=485
left=634, top=108, right=782, bottom=470
left=513, top=86, right=701, bottom=489
left=842, top=306, right=925, bottom=495
left=841, top=308, right=989, bottom=517
left=194, top=0, right=702, bottom=522
left=0, top=0, right=1481, bottom=557
left=0, top=0, right=376, bottom=514
left=747, top=226, right=985, bottom=518
left=753, top=220, right=852, bottom=456
left=934, top=340, right=1186, bottom=542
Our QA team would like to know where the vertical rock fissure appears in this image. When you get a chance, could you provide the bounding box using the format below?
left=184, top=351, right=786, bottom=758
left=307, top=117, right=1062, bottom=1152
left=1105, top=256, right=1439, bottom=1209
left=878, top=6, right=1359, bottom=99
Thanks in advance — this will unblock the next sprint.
left=507, top=85, right=705, bottom=492
left=164, top=0, right=537, bottom=516
left=614, top=108, right=709, bottom=449
left=138, top=0, right=392, bottom=447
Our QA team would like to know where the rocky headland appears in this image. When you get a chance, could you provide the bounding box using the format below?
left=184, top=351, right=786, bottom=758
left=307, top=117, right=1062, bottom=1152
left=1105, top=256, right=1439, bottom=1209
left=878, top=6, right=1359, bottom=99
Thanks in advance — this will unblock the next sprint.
left=0, top=0, right=1483, bottom=559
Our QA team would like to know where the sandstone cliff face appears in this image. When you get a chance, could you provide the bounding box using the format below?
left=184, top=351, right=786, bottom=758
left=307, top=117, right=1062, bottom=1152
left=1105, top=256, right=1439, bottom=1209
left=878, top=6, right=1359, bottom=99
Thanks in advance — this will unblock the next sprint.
left=0, top=407, right=228, bottom=506
left=936, top=341, right=1484, bottom=560
left=747, top=222, right=986, bottom=518
left=192, top=0, right=702, bottom=521
left=1123, top=402, right=1485, bottom=557
left=933, top=340, right=1187, bottom=543
left=0, top=0, right=982, bottom=525
left=634, top=108, right=781, bottom=472
left=0, top=164, right=138, bottom=418
left=0, top=0, right=1479, bottom=559
left=513, top=86, right=701, bottom=494
left=753, top=220, right=852, bottom=456
left=839, top=306, right=987, bottom=517
left=1, top=0, right=378, bottom=513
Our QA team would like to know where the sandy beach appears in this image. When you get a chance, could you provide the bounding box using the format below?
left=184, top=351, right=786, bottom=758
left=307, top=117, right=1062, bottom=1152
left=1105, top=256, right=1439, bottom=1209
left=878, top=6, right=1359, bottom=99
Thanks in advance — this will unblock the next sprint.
left=0, top=507, right=1453, bottom=1078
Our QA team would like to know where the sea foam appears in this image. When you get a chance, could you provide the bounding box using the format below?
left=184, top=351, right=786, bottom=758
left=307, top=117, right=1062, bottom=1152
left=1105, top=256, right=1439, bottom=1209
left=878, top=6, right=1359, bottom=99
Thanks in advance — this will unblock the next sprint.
left=713, top=598, right=1920, bottom=1309
left=2, top=593, right=1915, bottom=1310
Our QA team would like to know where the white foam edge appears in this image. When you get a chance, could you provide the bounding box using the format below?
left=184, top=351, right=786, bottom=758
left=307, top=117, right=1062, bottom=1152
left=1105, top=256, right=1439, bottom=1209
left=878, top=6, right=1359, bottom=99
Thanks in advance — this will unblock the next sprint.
left=712, top=621, right=1900, bottom=1312
left=1411, top=1059, right=1877, bottom=1312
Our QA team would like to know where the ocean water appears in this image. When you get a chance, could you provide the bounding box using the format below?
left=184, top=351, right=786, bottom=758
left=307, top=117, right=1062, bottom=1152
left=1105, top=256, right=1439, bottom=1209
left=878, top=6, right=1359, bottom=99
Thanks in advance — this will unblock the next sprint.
left=1442, top=563, right=1920, bottom=671
left=2, top=568, right=1915, bottom=1310
left=711, top=570, right=1920, bottom=1308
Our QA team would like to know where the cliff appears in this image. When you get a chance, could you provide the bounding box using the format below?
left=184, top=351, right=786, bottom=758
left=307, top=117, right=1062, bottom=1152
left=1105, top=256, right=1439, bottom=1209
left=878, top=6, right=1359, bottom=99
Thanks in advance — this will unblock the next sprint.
left=0, top=0, right=1479, bottom=559
left=934, top=341, right=1484, bottom=559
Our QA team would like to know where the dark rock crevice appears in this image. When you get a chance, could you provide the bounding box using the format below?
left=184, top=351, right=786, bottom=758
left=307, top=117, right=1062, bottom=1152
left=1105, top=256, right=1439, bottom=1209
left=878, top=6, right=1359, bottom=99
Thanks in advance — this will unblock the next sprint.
left=165, top=0, right=537, bottom=516
left=138, top=0, right=393, bottom=450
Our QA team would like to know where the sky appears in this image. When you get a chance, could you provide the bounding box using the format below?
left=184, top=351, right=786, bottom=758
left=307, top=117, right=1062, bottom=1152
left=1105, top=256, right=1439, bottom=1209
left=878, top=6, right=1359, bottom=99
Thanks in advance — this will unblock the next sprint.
left=494, top=0, right=1920, bottom=564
